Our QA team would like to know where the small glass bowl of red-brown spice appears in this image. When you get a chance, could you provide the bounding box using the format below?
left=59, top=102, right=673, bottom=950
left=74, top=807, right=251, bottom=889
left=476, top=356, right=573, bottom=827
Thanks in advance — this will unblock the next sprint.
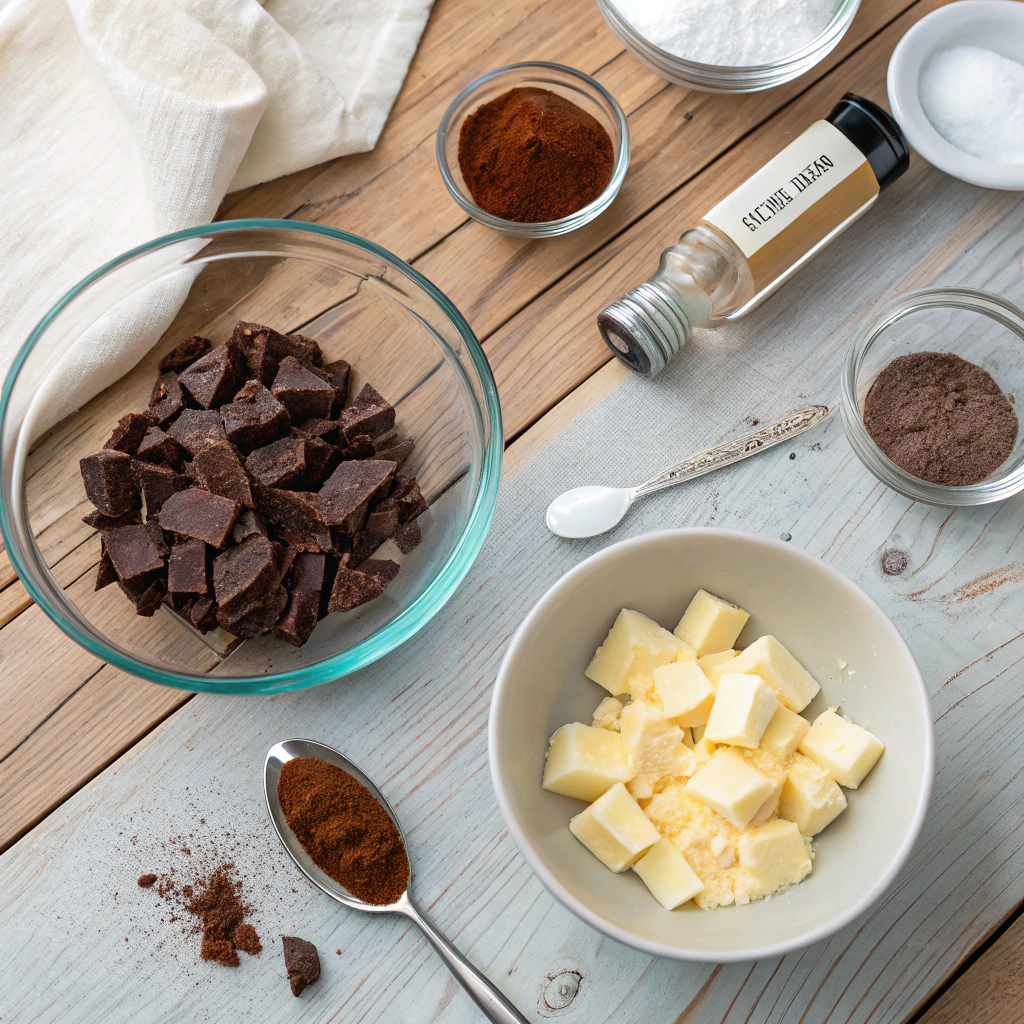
left=841, top=287, right=1024, bottom=506
left=436, top=62, right=630, bottom=238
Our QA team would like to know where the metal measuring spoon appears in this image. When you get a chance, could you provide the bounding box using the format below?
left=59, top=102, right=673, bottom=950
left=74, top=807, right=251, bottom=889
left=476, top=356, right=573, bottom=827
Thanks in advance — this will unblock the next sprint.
left=545, top=404, right=831, bottom=539
left=265, top=738, right=528, bottom=1024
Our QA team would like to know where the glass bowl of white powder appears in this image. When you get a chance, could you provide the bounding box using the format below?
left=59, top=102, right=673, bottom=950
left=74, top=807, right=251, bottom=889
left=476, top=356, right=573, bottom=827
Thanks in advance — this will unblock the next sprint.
left=596, top=0, right=861, bottom=92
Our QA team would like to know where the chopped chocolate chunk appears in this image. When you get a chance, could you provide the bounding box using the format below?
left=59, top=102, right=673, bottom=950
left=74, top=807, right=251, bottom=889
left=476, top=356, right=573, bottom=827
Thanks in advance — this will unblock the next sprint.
left=219, top=583, right=288, bottom=637
left=145, top=519, right=170, bottom=557
left=137, top=873, right=158, bottom=888
left=135, top=426, right=186, bottom=469
left=212, top=534, right=281, bottom=617
left=271, top=356, right=335, bottom=421
left=158, top=488, right=240, bottom=548
left=102, top=524, right=166, bottom=582
left=246, top=436, right=307, bottom=489
left=321, top=359, right=350, bottom=416
left=393, top=519, right=422, bottom=555
left=394, top=476, right=429, bottom=523
left=82, top=508, right=142, bottom=531
left=159, top=334, right=211, bottom=373
left=284, top=334, right=325, bottom=367
left=178, top=343, right=245, bottom=409
left=147, top=372, right=186, bottom=426
left=254, top=485, right=332, bottom=552
left=351, top=503, right=400, bottom=564
left=168, top=592, right=195, bottom=614
left=103, top=413, right=151, bottom=455
left=338, top=433, right=376, bottom=461
left=359, top=558, right=400, bottom=589
left=374, top=436, right=414, bottom=468
left=340, top=383, right=395, bottom=440
left=135, top=577, right=167, bottom=617
left=282, top=936, right=320, bottom=997
left=275, top=551, right=326, bottom=645
left=293, top=417, right=340, bottom=443
left=191, top=441, right=253, bottom=507
left=221, top=381, right=290, bottom=452
left=95, top=546, right=118, bottom=590
left=132, top=461, right=189, bottom=516
left=80, top=449, right=139, bottom=516
left=232, top=508, right=268, bottom=544
left=188, top=595, right=218, bottom=633
left=327, top=564, right=387, bottom=613
left=290, top=550, right=327, bottom=593
left=231, top=322, right=289, bottom=384
left=301, top=437, right=341, bottom=490
left=167, top=409, right=228, bottom=456
left=316, top=459, right=396, bottom=530
left=168, top=538, right=209, bottom=594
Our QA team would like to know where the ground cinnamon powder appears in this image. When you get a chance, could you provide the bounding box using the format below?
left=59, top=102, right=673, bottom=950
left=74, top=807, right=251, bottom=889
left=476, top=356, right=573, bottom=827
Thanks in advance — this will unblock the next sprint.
left=277, top=757, right=409, bottom=905
left=863, top=351, right=1018, bottom=486
left=458, top=86, right=614, bottom=222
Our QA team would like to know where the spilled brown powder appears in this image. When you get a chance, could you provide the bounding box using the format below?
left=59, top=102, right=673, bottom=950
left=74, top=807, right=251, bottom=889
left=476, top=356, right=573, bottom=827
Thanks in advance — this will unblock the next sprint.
left=277, top=757, right=409, bottom=905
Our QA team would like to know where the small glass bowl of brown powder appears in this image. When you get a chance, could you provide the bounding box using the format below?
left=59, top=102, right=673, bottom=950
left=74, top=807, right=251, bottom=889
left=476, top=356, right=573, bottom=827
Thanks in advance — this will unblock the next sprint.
left=842, top=287, right=1024, bottom=505
left=437, top=62, right=630, bottom=238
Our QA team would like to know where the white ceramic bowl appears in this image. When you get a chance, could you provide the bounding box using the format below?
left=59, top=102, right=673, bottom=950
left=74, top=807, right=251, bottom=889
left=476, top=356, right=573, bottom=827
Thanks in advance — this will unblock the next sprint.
left=489, top=529, right=934, bottom=962
left=887, top=0, right=1024, bottom=190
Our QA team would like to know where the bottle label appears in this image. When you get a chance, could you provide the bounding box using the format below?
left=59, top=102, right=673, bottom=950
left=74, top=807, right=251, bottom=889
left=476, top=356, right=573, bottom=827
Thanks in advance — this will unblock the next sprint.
left=703, top=120, right=874, bottom=260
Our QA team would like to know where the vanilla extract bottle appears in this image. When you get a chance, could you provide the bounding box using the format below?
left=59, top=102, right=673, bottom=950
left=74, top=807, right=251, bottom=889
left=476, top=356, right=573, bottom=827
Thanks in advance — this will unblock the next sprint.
left=598, top=94, right=909, bottom=376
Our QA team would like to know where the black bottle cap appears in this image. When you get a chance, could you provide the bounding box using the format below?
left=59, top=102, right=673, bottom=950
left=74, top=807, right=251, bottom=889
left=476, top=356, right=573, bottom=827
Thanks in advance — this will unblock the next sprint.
left=827, top=93, right=909, bottom=191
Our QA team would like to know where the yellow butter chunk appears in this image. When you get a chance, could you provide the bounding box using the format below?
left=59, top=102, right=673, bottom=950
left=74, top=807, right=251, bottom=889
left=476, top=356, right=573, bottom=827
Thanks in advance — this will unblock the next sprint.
left=619, top=699, right=696, bottom=778
left=698, top=649, right=739, bottom=676
left=586, top=609, right=694, bottom=696
left=633, top=839, right=704, bottom=909
left=779, top=752, right=847, bottom=835
left=543, top=722, right=633, bottom=802
left=652, top=660, right=715, bottom=726
left=692, top=736, right=716, bottom=766
left=569, top=783, right=660, bottom=871
left=684, top=748, right=775, bottom=830
left=725, top=635, right=820, bottom=712
left=737, top=819, right=812, bottom=898
left=627, top=773, right=659, bottom=800
left=799, top=709, right=884, bottom=789
left=759, top=704, right=811, bottom=761
left=673, top=590, right=750, bottom=657
left=592, top=696, right=624, bottom=731
left=704, top=673, right=778, bottom=748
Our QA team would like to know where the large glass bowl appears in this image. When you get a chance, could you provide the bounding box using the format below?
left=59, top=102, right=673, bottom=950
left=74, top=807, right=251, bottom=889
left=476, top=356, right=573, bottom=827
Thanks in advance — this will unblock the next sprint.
left=596, top=0, right=861, bottom=93
left=0, top=220, right=502, bottom=694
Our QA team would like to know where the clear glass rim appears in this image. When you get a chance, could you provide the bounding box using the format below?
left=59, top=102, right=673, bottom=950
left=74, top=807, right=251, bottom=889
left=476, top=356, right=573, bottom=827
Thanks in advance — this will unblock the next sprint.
left=436, top=61, right=631, bottom=238
left=840, top=286, right=1024, bottom=507
left=597, top=0, right=861, bottom=92
left=0, top=218, right=504, bottom=694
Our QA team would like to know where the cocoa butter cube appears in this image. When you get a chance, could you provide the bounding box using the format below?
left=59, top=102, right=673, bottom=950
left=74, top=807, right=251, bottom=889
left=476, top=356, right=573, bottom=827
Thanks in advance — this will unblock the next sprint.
left=271, top=356, right=335, bottom=421
left=136, top=426, right=186, bottom=469
left=327, top=564, right=386, bottom=613
left=317, top=459, right=396, bottom=530
left=81, top=449, right=139, bottom=516
left=102, top=524, right=166, bottom=582
left=168, top=538, right=209, bottom=595
left=103, top=413, right=151, bottom=455
left=254, top=485, right=332, bottom=552
left=232, top=507, right=268, bottom=544
left=148, top=372, right=186, bottom=426
left=221, top=381, right=290, bottom=452
left=321, top=359, right=350, bottom=416
left=393, top=519, right=422, bottom=555
left=167, top=409, right=227, bottom=455
left=157, top=487, right=239, bottom=548
left=135, top=577, right=167, bottom=617
left=302, top=437, right=341, bottom=490
left=96, top=546, right=117, bottom=590
left=340, top=384, right=395, bottom=440
left=188, top=595, right=218, bottom=633
left=159, top=335, right=210, bottom=373
left=191, top=441, right=253, bottom=507
left=212, top=534, right=281, bottom=617
left=219, top=583, right=288, bottom=638
left=359, top=558, right=400, bottom=590
left=178, top=343, right=245, bottom=409
left=395, top=476, right=429, bottom=522
left=282, top=936, right=320, bottom=998
left=246, top=436, right=307, bottom=489
left=132, top=461, right=189, bottom=516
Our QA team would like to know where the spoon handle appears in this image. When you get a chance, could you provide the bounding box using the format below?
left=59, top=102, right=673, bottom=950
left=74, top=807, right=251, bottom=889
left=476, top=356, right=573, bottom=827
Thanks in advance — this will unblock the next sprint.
left=401, top=896, right=530, bottom=1024
left=632, top=404, right=831, bottom=499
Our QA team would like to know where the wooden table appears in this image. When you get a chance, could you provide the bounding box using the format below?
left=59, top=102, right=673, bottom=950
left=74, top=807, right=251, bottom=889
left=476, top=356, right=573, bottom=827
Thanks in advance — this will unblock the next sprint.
left=2, top=0, right=1023, bottom=1020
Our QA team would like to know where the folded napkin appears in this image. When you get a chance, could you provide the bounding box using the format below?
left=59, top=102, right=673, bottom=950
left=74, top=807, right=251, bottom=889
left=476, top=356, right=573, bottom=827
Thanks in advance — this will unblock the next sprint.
left=0, top=0, right=432, bottom=434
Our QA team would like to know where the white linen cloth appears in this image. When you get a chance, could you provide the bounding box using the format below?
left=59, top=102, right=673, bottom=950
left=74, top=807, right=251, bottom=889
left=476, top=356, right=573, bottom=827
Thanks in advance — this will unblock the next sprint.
left=0, top=0, right=432, bottom=434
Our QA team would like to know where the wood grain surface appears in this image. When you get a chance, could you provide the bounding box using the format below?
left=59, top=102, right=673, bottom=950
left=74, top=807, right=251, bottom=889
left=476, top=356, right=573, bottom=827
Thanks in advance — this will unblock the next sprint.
left=2, top=0, right=1023, bottom=1020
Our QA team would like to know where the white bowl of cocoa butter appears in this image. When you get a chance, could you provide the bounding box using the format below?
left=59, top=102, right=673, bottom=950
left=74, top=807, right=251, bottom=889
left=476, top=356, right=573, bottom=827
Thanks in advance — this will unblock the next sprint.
left=841, top=287, right=1024, bottom=506
left=887, top=0, right=1024, bottom=190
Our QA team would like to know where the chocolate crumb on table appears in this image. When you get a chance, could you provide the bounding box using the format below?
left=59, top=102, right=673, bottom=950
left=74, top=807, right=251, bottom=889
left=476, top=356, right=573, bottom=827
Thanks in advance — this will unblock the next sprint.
left=79, top=322, right=428, bottom=646
left=282, top=936, right=321, bottom=996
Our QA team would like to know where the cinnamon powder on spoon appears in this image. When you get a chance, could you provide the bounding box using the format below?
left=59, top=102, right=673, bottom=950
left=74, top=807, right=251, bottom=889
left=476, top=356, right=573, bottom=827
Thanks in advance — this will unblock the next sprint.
left=277, top=757, right=409, bottom=905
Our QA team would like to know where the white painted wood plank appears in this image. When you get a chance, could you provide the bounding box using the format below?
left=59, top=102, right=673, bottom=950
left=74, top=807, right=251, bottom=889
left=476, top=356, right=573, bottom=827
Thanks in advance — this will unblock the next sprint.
left=1, top=166, right=1023, bottom=1024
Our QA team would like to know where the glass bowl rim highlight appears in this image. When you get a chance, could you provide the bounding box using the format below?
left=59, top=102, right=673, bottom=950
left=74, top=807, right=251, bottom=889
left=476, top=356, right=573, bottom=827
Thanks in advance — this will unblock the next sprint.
left=435, top=61, right=631, bottom=237
left=0, top=217, right=503, bottom=694
left=840, top=285, right=1024, bottom=506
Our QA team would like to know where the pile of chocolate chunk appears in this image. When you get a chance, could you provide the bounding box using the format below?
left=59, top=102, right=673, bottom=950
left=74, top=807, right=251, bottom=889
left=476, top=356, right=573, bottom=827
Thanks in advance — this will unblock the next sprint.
left=78, top=322, right=426, bottom=647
